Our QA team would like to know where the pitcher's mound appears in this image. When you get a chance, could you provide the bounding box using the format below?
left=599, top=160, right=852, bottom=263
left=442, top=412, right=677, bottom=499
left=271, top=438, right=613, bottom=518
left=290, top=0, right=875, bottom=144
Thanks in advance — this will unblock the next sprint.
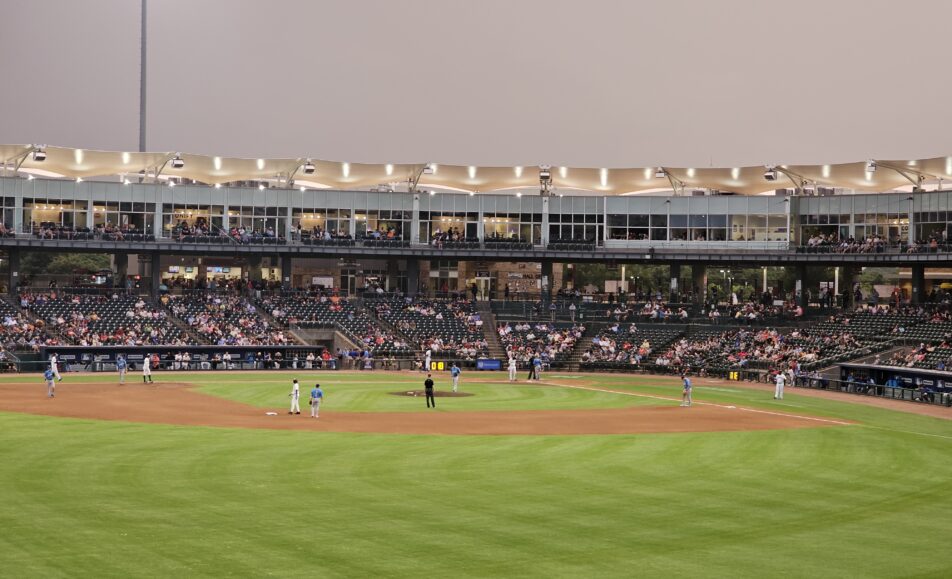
left=391, top=390, right=474, bottom=398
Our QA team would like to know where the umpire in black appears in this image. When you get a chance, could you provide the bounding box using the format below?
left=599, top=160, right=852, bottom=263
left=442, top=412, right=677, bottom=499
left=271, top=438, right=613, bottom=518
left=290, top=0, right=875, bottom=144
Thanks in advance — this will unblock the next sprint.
left=424, top=373, right=436, bottom=408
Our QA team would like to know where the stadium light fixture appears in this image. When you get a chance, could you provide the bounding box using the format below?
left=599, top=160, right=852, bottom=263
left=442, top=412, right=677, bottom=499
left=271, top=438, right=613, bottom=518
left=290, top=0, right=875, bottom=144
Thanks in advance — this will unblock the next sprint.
left=422, top=164, right=435, bottom=175
left=763, top=166, right=778, bottom=181
left=170, top=154, right=185, bottom=169
left=303, top=159, right=316, bottom=175
left=539, top=165, right=553, bottom=196
left=32, top=147, right=47, bottom=162
left=654, top=168, right=666, bottom=179
left=865, top=159, right=877, bottom=173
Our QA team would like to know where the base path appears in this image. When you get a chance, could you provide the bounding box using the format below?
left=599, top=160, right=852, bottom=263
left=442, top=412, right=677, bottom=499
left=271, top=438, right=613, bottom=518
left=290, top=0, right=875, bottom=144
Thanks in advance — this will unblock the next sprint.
left=0, top=382, right=843, bottom=435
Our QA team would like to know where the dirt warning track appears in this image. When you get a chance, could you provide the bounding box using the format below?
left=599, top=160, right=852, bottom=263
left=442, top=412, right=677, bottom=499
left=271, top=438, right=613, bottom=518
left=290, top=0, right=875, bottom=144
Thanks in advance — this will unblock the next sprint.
left=0, top=382, right=844, bottom=435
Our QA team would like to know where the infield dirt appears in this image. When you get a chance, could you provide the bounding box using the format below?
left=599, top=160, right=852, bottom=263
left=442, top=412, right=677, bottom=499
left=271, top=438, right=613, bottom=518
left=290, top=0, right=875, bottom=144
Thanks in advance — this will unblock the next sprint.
left=0, top=381, right=844, bottom=435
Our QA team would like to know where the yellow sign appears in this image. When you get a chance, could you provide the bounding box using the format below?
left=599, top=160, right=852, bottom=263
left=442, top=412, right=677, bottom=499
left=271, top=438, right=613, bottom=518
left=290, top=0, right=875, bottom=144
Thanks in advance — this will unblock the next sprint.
left=430, top=361, right=445, bottom=371
left=729, top=371, right=739, bottom=381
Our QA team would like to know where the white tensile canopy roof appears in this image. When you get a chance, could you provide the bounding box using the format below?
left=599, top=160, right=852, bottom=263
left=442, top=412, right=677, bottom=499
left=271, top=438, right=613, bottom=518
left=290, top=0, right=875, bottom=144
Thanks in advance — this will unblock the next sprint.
left=2, top=144, right=949, bottom=195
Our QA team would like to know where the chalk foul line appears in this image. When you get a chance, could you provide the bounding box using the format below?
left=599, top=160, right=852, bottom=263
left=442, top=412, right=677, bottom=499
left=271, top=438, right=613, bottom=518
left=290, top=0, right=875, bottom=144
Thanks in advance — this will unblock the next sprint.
left=536, top=381, right=853, bottom=427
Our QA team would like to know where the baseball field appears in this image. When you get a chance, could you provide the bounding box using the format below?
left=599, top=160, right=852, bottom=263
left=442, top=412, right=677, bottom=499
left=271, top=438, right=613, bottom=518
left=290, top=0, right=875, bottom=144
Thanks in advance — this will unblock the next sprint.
left=1, top=371, right=951, bottom=578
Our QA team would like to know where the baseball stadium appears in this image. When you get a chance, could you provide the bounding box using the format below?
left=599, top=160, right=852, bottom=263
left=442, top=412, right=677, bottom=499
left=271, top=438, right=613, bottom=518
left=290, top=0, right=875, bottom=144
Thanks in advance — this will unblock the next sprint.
left=2, top=1, right=952, bottom=577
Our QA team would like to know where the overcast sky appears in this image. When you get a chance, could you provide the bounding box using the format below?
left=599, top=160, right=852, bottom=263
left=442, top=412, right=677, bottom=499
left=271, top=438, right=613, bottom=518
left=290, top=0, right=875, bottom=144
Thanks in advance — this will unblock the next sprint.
left=3, top=0, right=952, bottom=168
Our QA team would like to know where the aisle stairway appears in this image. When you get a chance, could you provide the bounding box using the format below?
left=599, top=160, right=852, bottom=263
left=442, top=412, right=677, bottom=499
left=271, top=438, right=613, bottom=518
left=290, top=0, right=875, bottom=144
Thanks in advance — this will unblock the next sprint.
left=561, top=321, right=604, bottom=371
left=475, top=300, right=507, bottom=359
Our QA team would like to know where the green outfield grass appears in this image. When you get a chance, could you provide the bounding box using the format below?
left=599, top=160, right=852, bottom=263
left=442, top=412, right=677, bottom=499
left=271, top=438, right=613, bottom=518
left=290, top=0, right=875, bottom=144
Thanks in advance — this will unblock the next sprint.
left=1, top=371, right=952, bottom=578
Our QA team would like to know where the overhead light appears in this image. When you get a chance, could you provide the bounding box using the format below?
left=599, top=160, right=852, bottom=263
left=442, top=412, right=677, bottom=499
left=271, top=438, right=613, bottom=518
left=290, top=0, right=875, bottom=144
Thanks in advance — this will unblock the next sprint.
left=539, top=165, right=551, bottom=181
left=258, top=184, right=265, bottom=191
left=214, top=183, right=222, bottom=189
left=865, top=159, right=877, bottom=173
left=422, top=164, right=435, bottom=175
left=27, top=174, right=34, bottom=181
left=303, top=159, right=315, bottom=175
left=168, top=180, right=175, bottom=187
left=32, top=147, right=47, bottom=162
left=655, top=168, right=666, bottom=179
left=516, top=192, right=522, bottom=198
left=429, top=190, right=435, bottom=196
left=123, top=179, right=131, bottom=186
left=469, top=192, right=475, bottom=197
left=170, top=154, right=185, bottom=169
left=75, top=177, right=83, bottom=183
left=763, top=166, right=778, bottom=181
left=300, top=186, right=306, bottom=192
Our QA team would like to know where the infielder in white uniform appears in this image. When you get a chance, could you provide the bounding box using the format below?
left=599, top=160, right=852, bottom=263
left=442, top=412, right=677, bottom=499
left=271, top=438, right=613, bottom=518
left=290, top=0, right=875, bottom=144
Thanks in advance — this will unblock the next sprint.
left=774, top=372, right=786, bottom=400
left=142, top=354, right=154, bottom=384
left=50, top=353, right=62, bottom=382
left=289, top=379, right=301, bottom=414
left=424, top=348, right=432, bottom=372
left=508, top=356, right=517, bottom=382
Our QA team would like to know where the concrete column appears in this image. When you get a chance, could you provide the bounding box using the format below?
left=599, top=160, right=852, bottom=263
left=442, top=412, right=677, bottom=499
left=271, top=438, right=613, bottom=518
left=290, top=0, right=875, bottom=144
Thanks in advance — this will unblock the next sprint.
left=540, top=197, right=550, bottom=246
left=796, top=264, right=807, bottom=309
left=911, top=264, right=925, bottom=305
left=410, top=194, right=421, bottom=244
left=669, top=263, right=681, bottom=302
left=247, top=255, right=263, bottom=283
left=115, top=253, right=128, bottom=288
left=281, top=255, right=292, bottom=290
left=841, top=266, right=858, bottom=309
left=150, top=251, right=161, bottom=297
left=691, top=265, right=707, bottom=306
left=406, top=259, right=420, bottom=297
left=7, top=248, right=19, bottom=298
left=153, top=203, right=163, bottom=238
left=541, top=261, right=553, bottom=303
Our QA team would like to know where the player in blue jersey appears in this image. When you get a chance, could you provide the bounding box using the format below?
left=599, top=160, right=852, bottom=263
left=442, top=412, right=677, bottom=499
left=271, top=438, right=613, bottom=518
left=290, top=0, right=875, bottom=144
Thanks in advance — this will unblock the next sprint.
left=116, top=354, right=128, bottom=385
left=680, top=374, right=692, bottom=407
left=44, top=367, right=55, bottom=398
left=450, top=363, right=461, bottom=392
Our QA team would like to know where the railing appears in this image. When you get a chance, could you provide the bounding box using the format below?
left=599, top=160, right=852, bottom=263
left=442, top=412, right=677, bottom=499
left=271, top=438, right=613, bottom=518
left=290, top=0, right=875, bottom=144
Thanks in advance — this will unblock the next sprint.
left=795, top=376, right=952, bottom=407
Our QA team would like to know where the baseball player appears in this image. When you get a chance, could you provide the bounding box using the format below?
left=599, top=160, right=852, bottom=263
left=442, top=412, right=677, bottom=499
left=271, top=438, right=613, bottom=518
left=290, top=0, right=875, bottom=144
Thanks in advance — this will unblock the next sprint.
left=424, top=373, right=436, bottom=408
left=450, top=363, right=461, bottom=392
left=680, top=374, right=692, bottom=407
left=44, top=367, right=55, bottom=398
left=116, top=354, right=128, bottom=385
left=774, top=371, right=786, bottom=400
left=309, top=383, right=324, bottom=418
left=508, top=356, right=517, bottom=382
left=142, top=354, right=154, bottom=384
left=289, top=379, right=301, bottom=414
left=532, top=355, right=543, bottom=381
left=49, top=353, right=62, bottom=382
left=424, top=348, right=432, bottom=372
